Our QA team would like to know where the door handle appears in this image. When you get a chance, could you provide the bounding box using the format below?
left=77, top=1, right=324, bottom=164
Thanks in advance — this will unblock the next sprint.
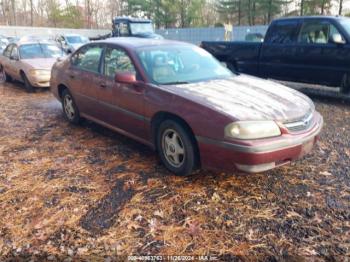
left=99, top=82, right=107, bottom=88
left=69, top=74, right=75, bottom=79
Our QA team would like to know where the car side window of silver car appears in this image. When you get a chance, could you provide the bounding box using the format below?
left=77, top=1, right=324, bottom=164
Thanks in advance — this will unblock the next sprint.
left=103, top=47, right=136, bottom=78
left=10, top=46, right=19, bottom=60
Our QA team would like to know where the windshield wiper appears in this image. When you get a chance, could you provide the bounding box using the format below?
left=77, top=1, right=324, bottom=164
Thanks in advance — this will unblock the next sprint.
left=162, top=81, right=189, bottom=85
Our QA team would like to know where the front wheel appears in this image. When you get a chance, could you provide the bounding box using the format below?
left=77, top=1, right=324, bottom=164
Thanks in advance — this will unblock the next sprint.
left=21, top=73, right=35, bottom=93
left=62, top=89, right=81, bottom=124
left=157, top=120, right=198, bottom=176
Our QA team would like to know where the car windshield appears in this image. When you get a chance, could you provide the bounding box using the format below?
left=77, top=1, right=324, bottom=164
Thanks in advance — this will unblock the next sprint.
left=19, top=44, right=64, bottom=59
left=136, top=45, right=233, bottom=85
left=130, top=23, right=154, bottom=35
left=66, top=36, right=88, bottom=44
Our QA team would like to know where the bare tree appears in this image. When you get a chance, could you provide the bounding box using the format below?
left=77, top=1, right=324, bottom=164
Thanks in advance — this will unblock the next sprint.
left=339, top=0, right=343, bottom=15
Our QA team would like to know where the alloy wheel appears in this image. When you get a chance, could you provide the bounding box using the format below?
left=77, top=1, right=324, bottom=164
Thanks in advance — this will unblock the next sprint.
left=162, top=128, right=185, bottom=168
left=64, top=95, right=75, bottom=121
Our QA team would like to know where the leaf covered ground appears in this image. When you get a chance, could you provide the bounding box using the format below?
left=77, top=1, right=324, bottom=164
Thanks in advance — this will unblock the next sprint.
left=0, top=82, right=349, bottom=261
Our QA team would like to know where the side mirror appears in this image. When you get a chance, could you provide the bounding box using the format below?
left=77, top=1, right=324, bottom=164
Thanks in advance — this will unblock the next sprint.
left=115, top=72, right=137, bottom=84
left=331, top=34, right=346, bottom=44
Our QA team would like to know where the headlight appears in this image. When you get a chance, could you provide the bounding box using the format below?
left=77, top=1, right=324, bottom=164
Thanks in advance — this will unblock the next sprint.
left=225, top=121, right=281, bottom=139
left=29, top=69, right=51, bottom=77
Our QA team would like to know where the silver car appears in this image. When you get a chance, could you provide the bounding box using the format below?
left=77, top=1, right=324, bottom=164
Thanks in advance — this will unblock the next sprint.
left=0, top=40, right=65, bottom=92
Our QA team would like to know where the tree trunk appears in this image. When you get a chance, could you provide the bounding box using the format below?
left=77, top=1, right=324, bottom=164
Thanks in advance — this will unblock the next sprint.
left=248, top=0, right=252, bottom=26
left=321, top=0, right=325, bottom=15
left=267, top=0, right=272, bottom=23
left=11, top=0, right=16, bottom=25
left=30, top=0, right=33, bottom=26
left=238, top=0, right=241, bottom=26
left=300, top=0, right=303, bottom=16
left=252, top=0, right=256, bottom=25
left=339, top=0, right=343, bottom=15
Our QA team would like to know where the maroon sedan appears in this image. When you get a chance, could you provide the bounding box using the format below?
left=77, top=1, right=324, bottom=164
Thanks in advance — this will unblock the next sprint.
left=50, top=38, right=323, bottom=176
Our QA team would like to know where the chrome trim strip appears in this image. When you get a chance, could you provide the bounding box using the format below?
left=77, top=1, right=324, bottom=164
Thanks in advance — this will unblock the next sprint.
left=284, top=111, right=313, bottom=131
left=197, top=115, right=323, bottom=154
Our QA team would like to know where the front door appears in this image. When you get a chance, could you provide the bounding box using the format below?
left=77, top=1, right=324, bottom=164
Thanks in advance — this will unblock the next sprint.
left=96, top=45, right=147, bottom=140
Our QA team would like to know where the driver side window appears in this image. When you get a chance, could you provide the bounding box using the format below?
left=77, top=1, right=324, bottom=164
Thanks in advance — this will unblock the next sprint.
left=11, top=46, right=18, bottom=59
left=103, top=47, right=136, bottom=78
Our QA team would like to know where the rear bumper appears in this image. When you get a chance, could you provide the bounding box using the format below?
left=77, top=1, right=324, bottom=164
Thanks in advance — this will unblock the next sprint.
left=197, top=112, right=323, bottom=173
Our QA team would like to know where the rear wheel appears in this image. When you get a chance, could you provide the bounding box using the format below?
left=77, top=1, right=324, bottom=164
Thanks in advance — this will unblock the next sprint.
left=62, top=89, right=81, bottom=124
left=0, top=66, right=12, bottom=83
left=340, top=73, right=350, bottom=94
left=156, top=119, right=198, bottom=176
left=21, top=73, right=35, bottom=93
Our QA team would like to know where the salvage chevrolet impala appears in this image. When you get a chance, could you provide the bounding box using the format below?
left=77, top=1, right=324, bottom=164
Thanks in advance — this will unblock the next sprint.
left=50, top=38, right=323, bottom=176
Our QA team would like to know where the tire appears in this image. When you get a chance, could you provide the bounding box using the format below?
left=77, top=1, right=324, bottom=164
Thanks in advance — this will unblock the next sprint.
left=156, top=119, right=198, bottom=176
left=61, top=89, right=81, bottom=124
left=0, top=66, right=12, bottom=83
left=21, top=73, right=35, bottom=93
left=340, top=73, right=350, bottom=94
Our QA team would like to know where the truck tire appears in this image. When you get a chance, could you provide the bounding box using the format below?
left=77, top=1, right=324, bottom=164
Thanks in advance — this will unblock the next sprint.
left=341, top=73, right=350, bottom=94
left=21, top=73, right=35, bottom=93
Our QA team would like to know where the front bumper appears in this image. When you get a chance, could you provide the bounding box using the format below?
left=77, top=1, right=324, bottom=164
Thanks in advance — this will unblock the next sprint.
left=197, top=112, right=323, bottom=173
left=28, top=74, right=51, bottom=88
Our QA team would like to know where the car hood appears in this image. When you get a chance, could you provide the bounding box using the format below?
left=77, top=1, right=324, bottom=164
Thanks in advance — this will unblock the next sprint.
left=22, top=58, right=57, bottom=70
left=159, top=75, right=314, bottom=122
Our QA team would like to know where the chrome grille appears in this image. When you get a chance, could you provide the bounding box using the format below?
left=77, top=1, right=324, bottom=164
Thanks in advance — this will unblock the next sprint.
left=284, top=112, right=314, bottom=133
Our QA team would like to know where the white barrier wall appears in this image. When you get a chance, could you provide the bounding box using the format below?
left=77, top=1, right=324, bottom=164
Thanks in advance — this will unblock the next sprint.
left=0, top=26, right=109, bottom=38
left=0, top=25, right=268, bottom=44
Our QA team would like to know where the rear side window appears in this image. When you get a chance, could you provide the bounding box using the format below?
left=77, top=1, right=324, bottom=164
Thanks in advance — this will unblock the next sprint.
left=71, top=45, right=103, bottom=73
left=265, top=20, right=299, bottom=44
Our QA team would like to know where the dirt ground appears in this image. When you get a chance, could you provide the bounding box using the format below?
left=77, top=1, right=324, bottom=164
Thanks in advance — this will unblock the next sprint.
left=0, top=82, right=349, bottom=261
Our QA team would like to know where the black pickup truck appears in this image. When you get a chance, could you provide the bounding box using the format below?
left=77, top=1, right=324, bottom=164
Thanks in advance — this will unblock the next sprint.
left=202, top=16, right=350, bottom=94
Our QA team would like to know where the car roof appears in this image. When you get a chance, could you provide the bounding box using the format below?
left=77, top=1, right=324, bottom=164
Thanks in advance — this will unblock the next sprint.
left=113, top=17, right=152, bottom=23
left=274, top=15, right=350, bottom=22
left=96, top=37, right=193, bottom=49
left=16, top=40, right=57, bottom=46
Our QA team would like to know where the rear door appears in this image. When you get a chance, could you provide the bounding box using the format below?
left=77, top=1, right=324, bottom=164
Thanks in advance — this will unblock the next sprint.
left=1, top=44, right=13, bottom=76
left=259, top=19, right=300, bottom=80
left=294, top=19, right=348, bottom=86
left=8, top=45, right=21, bottom=80
left=69, top=44, right=104, bottom=119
